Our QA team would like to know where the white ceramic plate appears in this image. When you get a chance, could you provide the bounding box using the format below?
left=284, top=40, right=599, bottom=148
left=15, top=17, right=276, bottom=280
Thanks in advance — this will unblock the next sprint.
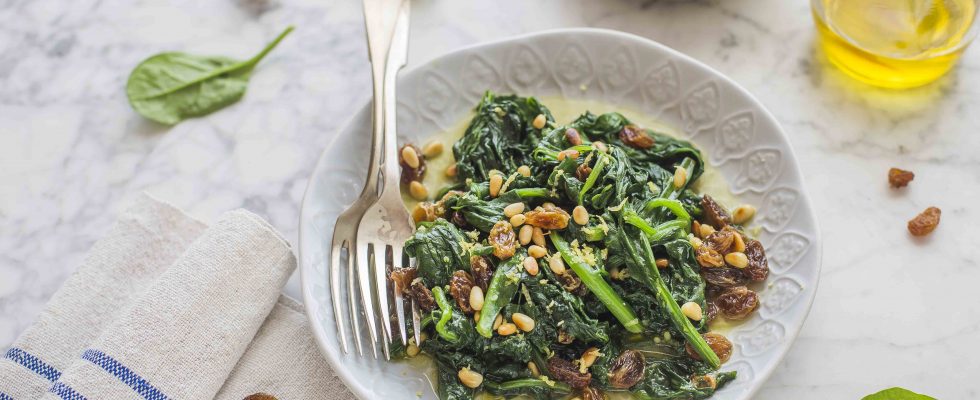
left=300, top=28, right=821, bottom=400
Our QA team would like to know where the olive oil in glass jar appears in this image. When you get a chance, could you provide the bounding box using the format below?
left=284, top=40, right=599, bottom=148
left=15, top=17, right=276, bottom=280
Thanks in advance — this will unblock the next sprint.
left=813, top=0, right=978, bottom=88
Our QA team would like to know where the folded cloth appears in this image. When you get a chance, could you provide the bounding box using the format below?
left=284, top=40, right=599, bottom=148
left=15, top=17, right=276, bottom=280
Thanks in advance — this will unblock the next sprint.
left=0, top=193, right=353, bottom=400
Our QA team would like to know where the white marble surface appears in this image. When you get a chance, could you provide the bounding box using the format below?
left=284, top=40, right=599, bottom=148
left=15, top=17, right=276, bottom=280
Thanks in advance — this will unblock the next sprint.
left=1, top=0, right=978, bottom=398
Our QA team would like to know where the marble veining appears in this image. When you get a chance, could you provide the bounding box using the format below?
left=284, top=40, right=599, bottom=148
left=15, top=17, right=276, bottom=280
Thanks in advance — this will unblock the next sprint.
left=1, top=0, right=978, bottom=399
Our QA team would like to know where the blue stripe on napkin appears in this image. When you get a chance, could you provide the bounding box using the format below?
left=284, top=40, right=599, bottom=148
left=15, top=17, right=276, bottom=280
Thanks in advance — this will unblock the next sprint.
left=3, top=348, right=61, bottom=382
left=81, top=349, right=169, bottom=400
left=49, top=381, right=86, bottom=400
left=0, top=390, right=14, bottom=400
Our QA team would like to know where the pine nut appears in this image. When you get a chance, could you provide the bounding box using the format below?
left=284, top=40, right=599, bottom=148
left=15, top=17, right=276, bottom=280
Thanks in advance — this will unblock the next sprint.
left=504, top=203, right=525, bottom=217
left=422, top=141, right=444, bottom=158
left=532, top=114, right=546, bottom=130
left=528, top=245, right=547, bottom=259
left=401, top=146, right=420, bottom=169
left=681, top=301, right=703, bottom=321
left=510, top=214, right=526, bottom=227
left=593, top=141, right=608, bottom=153
left=656, top=258, right=669, bottom=269
left=458, top=367, right=484, bottom=388
left=406, top=342, right=420, bottom=357
left=470, top=286, right=484, bottom=311
left=518, top=225, right=533, bottom=245
left=528, top=361, right=540, bottom=377
left=731, top=204, right=757, bottom=225
left=411, top=203, right=427, bottom=223
left=445, top=164, right=457, bottom=177
left=732, top=231, right=746, bottom=253
left=542, top=202, right=557, bottom=211
left=497, top=322, right=517, bottom=336
left=517, top=165, right=532, bottom=177
left=548, top=254, right=566, bottom=274
left=489, top=174, right=503, bottom=197
left=532, top=227, right=546, bottom=247
left=493, top=314, right=503, bottom=330
left=557, top=149, right=580, bottom=161
left=699, top=224, right=716, bottom=238
left=725, top=252, right=749, bottom=268
left=512, top=313, right=535, bottom=332
left=581, top=347, right=600, bottom=368
left=692, top=220, right=702, bottom=238
left=572, top=205, right=589, bottom=225
left=474, top=312, right=481, bottom=323
left=523, top=256, right=540, bottom=276
left=409, top=181, right=428, bottom=200
left=673, top=166, right=687, bottom=188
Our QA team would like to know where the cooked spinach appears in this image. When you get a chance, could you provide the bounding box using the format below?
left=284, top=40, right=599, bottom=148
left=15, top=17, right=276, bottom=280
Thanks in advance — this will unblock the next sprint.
left=126, top=26, right=293, bottom=125
left=475, top=248, right=527, bottom=338
left=404, top=219, right=471, bottom=286
left=453, top=92, right=553, bottom=182
left=400, top=92, right=758, bottom=399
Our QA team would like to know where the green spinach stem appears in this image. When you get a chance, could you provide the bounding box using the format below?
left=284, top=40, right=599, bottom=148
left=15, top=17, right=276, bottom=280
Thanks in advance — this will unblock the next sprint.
left=245, top=26, right=295, bottom=67
left=475, top=250, right=527, bottom=338
left=619, top=217, right=720, bottom=368
left=550, top=233, right=642, bottom=333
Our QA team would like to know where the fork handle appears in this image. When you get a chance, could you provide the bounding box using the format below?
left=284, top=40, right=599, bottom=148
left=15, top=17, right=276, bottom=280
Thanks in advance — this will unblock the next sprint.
left=360, top=0, right=405, bottom=197
left=380, top=0, right=410, bottom=194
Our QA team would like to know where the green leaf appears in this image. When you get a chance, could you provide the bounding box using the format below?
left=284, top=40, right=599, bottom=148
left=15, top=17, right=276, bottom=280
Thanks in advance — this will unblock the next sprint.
left=863, top=387, right=936, bottom=400
left=126, top=26, right=294, bottom=125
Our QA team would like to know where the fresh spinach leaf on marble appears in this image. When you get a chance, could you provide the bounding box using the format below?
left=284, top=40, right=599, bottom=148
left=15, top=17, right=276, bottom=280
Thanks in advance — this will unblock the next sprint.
left=863, top=387, right=936, bottom=400
left=126, top=26, right=294, bottom=125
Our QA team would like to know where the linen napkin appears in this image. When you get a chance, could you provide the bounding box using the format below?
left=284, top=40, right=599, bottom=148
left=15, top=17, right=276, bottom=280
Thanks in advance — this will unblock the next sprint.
left=0, top=193, right=353, bottom=400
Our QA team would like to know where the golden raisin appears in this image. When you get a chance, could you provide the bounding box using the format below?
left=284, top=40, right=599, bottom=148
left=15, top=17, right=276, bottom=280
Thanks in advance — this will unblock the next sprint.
left=489, top=220, right=518, bottom=259
left=525, top=208, right=571, bottom=230
left=389, top=267, right=418, bottom=294
left=888, top=167, right=914, bottom=188
left=618, top=124, right=655, bottom=149
left=695, top=245, right=725, bottom=268
left=908, top=206, right=941, bottom=236
left=713, top=286, right=759, bottom=320
left=701, top=195, right=731, bottom=228
left=685, top=332, right=733, bottom=364
left=704, top=228, right=736, bottom=254
left=448, top=270, right=475, bottom=314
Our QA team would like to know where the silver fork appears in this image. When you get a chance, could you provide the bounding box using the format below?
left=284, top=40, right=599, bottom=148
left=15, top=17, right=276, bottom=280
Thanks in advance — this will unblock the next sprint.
left=329, top=0, right=407, bottom=357
left=355, top=0, right=413, bottom=361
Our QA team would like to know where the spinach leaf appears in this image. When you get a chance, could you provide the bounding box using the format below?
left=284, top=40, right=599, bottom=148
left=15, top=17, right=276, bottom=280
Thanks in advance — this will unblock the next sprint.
left=126, top=26, right=293, bottom=125
left=483, top=378, right=571, bottom=398
left=404, top=219, right=471, bottom=286
left=429, top=354, right=479, bottom=400
left=632, top=359, right=735, bottom=400
left=571, top=111, right=705, bottom=184
left=487, top=333, right=534, bottom=363
left=524, top=275, right=610, bottom=344
left=453, top=92, right=553, bottom=181
left=445, top=189, right=547, bottom=233
left=863, top=388, right=937, bottom=400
